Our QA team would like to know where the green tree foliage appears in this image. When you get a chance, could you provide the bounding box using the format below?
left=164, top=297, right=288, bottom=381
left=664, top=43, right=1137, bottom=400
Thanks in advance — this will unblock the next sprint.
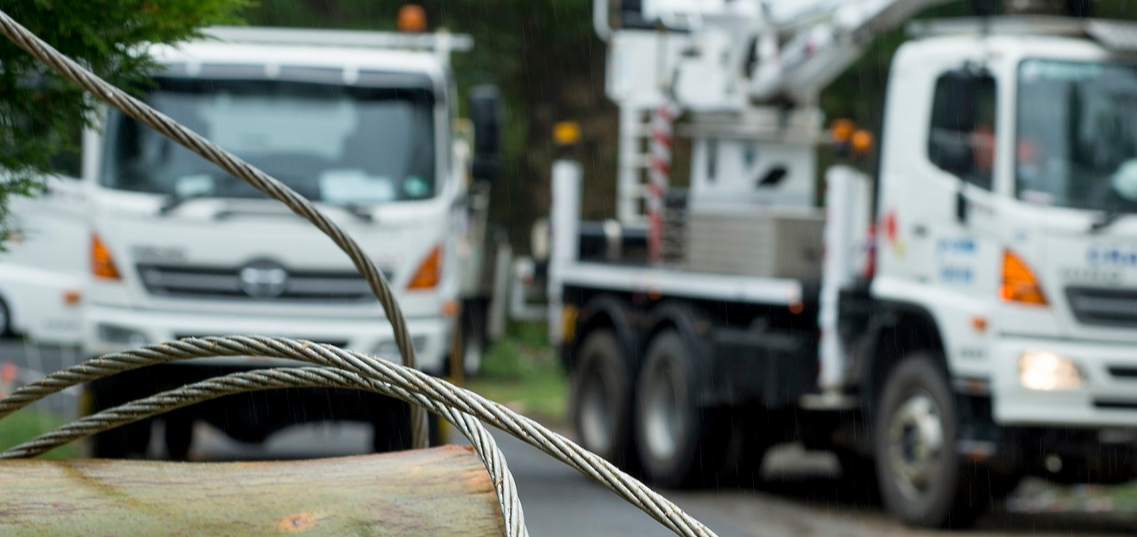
left=0, top=0, right=247, bottom=237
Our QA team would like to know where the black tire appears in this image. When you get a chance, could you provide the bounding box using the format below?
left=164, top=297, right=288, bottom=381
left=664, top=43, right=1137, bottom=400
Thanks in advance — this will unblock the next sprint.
left=373, top=402, right=414, bottom=453
left=372, top=404, right=441, bottom=453
left=634, top=329, right=728, bottom=488
left=91, top=421, right=152, bottom=459
left=164, top=415, right=194, bottom=461
left=86, top=383, right=151, bottom=458
left=836, top=448, right=881, bottom=504
left=875, top=354, right=987, bottom=528
left=706, top=410, right=769, bottom=489
left=570, top=329, right=636, bottom=469
left=986, top=470, right=1022, bottom=501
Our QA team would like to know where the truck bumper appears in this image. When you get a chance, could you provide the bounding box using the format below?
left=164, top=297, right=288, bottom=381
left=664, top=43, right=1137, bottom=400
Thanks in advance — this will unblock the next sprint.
left=992, top=337, right=1137, bottom=428
left=82, top=304, right=453, bottom=375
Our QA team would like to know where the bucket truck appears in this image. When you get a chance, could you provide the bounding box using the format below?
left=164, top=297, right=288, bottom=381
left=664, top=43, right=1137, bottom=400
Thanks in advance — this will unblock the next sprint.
left=547, top=0, right=1137, bottom=528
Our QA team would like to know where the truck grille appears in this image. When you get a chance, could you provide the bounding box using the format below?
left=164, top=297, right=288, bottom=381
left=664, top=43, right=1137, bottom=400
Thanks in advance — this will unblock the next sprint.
left=1065, top=287, right=1137, bottom=327
left=138, top=263, right=391, bottom=303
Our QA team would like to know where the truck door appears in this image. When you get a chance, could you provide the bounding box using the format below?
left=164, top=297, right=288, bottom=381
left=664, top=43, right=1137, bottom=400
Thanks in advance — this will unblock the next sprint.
left=910, top=69, right=1003, bottom=368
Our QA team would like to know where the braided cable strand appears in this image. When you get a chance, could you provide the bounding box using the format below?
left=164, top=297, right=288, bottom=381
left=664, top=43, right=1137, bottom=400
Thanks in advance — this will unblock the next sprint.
left=0, top=337, right=718, bottom=537
left=0, top=8, right=428, bottom=449
left=0, top=367, right=528, bottom=537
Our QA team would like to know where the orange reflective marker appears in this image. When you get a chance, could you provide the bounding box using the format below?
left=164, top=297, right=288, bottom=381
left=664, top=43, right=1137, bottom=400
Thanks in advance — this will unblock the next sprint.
left=91, top=234, right=121, bottom=280
left=398, top=4, right=427, bottom=33
left=1000, top=249, right=1047, bottom=306
left=409, top=245, right=443, bottom=290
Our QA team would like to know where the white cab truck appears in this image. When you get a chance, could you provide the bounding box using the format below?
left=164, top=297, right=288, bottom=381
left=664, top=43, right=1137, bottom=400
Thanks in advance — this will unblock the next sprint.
left=544, top=0, right=1137, bottom=529
left=16, top=25, right=504, bottom=458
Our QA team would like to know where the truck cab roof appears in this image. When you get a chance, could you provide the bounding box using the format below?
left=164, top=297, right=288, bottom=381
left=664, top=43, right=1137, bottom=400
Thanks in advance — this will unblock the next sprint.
left=907, top=15, right=1137, bottom=55
left=149, top=26, right=463, bottom=90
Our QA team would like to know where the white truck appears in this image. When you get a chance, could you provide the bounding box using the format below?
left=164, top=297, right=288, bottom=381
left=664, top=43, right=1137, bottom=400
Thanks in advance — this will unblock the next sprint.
left=542, top=0, right=1137, bottom=528
left=3, top=24, right=503, bottom=458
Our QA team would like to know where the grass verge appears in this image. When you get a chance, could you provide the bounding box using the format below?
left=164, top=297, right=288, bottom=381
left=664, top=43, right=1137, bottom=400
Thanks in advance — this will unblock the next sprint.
left=466, top=322, right=567, bottom=427
left=0, top=409, right=79, bottom=459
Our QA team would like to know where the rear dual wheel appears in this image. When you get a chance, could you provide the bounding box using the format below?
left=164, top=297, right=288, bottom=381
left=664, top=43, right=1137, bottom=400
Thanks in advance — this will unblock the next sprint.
left=634, top=330, right=766, bottom=488
left=570, top=330, right=637, bottom=469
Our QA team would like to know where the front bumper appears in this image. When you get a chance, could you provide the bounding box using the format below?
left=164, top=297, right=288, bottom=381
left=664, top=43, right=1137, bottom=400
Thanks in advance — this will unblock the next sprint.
left=83, top=304, right=453, bottom=375
left=992, top=337, right=1137, bottom=428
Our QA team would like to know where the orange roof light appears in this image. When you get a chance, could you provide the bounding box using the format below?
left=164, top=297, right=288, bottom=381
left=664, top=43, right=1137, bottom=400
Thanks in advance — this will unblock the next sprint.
left=408, top=245, right=443, bottom=290
left=91, top=234, right=121, bottom=280
left=1000, top=249, right=1047, bottom=306
left=830, top=119, right=855, bottom=143
left=851, top=129, right=874, bottom=156
left=398, top=4, right=428, bottom=33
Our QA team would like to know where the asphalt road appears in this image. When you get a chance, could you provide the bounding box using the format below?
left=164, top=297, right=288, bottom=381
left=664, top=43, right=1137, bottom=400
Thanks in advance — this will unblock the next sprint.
left=2, top=340, right=1136, bottom=536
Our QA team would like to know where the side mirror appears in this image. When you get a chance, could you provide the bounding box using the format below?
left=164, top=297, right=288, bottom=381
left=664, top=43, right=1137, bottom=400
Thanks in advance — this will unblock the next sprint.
left=956, top=188, right=969, bottom=224
left=928, top=66, right=990, bottom=177
left=929, top=132, right=974, bottom=177
left=469, top=85, right=502, bottom=183
left=938, top=68, right=982, bottom=133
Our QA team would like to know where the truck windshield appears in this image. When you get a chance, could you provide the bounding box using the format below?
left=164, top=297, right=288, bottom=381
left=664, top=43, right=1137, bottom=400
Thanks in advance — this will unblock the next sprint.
left=1016, top=59, right=1137, bottom=213
left=102, top=77, right=436, bottom=205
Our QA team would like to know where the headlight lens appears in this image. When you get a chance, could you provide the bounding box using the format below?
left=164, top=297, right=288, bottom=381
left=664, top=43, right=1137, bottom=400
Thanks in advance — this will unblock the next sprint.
left=96, top=323, right=149, bottom=348
left=373, top=336, right=427, bottom=360
left=1019, top=352, right=1084, bottom=391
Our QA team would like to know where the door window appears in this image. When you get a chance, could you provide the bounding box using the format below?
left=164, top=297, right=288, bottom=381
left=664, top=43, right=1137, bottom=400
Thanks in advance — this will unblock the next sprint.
left=928, top=72, right=998, bottom=190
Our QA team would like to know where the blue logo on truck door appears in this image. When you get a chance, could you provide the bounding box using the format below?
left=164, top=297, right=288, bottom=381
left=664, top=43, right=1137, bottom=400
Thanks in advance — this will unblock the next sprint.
left=937, top=237, right=976, bottom=254
left=937, top=237, right=976, bottom=284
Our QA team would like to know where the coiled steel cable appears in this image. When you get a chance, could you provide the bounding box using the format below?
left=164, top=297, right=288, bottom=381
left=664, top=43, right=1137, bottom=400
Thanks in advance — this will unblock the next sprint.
left=2, top=365, right=528, bottom=537
left=0, top=337, right=718, bottom=537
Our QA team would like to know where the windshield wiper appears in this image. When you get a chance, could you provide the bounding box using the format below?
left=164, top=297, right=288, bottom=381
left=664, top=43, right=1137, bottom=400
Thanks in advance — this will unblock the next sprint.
left=1090, top=209, right=1127, bottom=233
left=157, top=191, right=212, bottom=216
left=334, top=203, right=375, bottom=223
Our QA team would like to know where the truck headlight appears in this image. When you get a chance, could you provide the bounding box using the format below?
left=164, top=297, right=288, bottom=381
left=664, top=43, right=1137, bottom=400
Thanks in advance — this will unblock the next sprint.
left=1019, top=352, right=1084, bottom=391
left=96, top=323, right=148, bottom=348
left=373, top=336, right=427, bottom=361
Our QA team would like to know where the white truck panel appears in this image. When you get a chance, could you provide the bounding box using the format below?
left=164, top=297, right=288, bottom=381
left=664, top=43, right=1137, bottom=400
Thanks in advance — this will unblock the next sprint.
left=560, top=262, right=803, bottom=306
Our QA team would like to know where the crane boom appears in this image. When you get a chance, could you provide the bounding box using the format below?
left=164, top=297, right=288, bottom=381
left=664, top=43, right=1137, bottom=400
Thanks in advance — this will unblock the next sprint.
left=596, top=0, right=952, bottom=109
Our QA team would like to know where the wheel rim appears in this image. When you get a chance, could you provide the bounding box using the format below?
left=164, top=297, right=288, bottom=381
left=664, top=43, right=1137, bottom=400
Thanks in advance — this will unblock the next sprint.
left=642, top=357, right=683, bottom=462
left=886, top=391, right=945, bottom=501
left=579, top=367, right=613, bottom=454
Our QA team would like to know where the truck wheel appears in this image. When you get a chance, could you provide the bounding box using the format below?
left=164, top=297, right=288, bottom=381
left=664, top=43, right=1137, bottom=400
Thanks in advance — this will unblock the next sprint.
left=86, top=382, right=152, bottom=458
left=986, top=470, right=1022, bottom=500
left=91, top=421, right=152, bottom=459
left=570, top=329, right=635, bottom=468
left=836, top=448, right=880, bottom=501
left=373, top=405, right=440, bottom=452
left=875, top=354, right=986, bottom=528
left=634, top=329, right=722, bottom=488
left=164, top=415, right=194, bottom=461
